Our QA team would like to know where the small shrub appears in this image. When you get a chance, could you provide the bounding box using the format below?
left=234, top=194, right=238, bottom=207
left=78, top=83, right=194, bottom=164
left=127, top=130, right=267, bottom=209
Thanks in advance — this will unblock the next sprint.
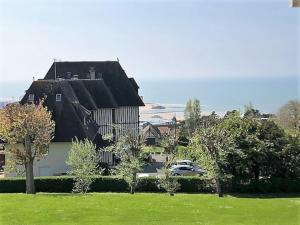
left=66, top=138, right=99, bottom=193
left=156, top=169, right=180, bottom=196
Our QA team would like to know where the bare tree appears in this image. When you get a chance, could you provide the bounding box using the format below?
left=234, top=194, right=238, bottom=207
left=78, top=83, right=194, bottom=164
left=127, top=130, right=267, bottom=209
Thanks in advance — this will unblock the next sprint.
left=277, top=100, right=300, bottom=133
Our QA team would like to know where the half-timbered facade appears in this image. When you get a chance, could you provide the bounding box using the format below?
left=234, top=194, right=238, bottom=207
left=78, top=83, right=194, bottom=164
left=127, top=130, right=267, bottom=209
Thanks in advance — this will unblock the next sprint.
left=92, top=106, right=139, bottom=140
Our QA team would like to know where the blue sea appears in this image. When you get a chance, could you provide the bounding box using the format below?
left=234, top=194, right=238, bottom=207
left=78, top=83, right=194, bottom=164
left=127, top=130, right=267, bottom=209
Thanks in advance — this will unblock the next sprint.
left=137, top=76, right=299, bottom=114
left=0, top=76, right=299, bottom=114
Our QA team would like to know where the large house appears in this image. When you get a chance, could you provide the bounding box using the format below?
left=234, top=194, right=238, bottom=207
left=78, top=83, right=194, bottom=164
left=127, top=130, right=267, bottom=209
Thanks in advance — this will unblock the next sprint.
left=6, top=61, right=144, bottom=176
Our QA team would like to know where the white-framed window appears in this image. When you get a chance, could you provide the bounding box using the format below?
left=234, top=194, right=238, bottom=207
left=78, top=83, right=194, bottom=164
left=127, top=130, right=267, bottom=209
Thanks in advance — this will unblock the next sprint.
left=28, top=94, right=34, bottom=102
left=66, top=72, right=72, bottom=79
left=56, top=94, right=62, bottom=102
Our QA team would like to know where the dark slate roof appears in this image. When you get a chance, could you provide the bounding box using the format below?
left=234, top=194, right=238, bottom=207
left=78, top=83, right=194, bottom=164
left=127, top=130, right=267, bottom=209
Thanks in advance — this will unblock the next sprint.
left=143, top=123, right=161, bottom=138
left=20, top=80, right=101, bottom=142
left=44, top=61, right=144, bottom=107
left=129, top=78, right=139, bottom=93
left=20, top=61, right=144, bottom=143
left=68, top=80, right=118, bottom=110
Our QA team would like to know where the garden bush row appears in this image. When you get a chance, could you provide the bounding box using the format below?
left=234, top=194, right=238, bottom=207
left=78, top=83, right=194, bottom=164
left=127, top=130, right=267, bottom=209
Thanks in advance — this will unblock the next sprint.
left=0, top=176, right=299, bottom=193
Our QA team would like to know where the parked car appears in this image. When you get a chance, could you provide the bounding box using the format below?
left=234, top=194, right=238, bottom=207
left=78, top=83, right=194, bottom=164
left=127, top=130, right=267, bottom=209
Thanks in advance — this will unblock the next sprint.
left=171, top=160, right=204, bottom=171
left=171, top=160, right=193, bottom=167
left=170, top=165, right=205, bottom=176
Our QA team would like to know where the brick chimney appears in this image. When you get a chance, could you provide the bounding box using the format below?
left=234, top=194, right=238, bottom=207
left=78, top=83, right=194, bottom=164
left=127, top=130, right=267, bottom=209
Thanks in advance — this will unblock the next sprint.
left=89, top=67, right=95, bottom=79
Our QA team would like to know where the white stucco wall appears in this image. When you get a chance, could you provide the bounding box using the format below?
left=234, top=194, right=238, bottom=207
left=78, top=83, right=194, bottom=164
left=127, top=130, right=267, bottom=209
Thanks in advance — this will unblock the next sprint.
left=34, top=142, right=71, bottom=176
left=4, top=142, right=71, bottom=177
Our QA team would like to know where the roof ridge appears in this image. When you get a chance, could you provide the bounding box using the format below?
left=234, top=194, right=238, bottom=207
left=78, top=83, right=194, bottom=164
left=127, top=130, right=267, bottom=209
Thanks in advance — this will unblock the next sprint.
left=55, top=60, right=119, bottom=63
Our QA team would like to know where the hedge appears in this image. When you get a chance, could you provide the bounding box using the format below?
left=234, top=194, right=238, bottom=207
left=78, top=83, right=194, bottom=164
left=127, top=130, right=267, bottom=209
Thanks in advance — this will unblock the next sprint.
left=0, top=176, right=299, bottom=193
left=227, top=177, right=300, bottom=193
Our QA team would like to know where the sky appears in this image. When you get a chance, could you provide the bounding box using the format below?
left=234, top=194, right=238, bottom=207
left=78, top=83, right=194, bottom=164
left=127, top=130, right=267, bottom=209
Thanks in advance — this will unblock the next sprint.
left=0, top=0, right=299, bottom=82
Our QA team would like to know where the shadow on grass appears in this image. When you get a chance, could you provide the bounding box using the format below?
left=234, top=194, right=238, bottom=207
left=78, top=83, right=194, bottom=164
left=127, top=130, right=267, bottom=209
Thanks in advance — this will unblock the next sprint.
left=37, top=192, right=129, bottom=197
left=159, top=192, right=300, bottom=199
left=13, top=192, right=300, bottom=199
left=226, top=193, right=300, bottom=199
left=37, top=193, right=87, bottom=197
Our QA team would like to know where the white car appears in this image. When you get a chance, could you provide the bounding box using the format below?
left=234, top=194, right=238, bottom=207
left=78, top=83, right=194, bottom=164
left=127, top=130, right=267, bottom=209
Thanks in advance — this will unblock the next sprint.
left=171, top=160, right=193, bottom=167
left=171, top=160, right=202, bottom=171
left=170, top=165, right=205, bottom=176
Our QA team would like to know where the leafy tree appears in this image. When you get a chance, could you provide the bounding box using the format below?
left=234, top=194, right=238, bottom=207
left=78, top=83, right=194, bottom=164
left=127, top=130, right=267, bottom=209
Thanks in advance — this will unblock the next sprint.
left=200, top=111, right=220, bottom=128
left=281, top=134, right=300, bottom=178
left=0, top=102, right=55, bottom=194
left=231, top=117, right=264, bottom=180
left=158, top=130, right=180, bottom=196
left=220, top=112, right=265, bottom=180
left=184, top=99, right=201, bottom=137
left=257, top=120, right=286, bottom=178
left=221, top=113, right=288, bottom=180
left=190, top=124, right=235, bottom=197
left=183, top=112, right=223, bottom=167
left=157, top=156, right=180, bottom=196
left=276, top=100, right=300, bottom=133
left=240, top=119, right=300, bottom=180
left=184, top=100, right=193, bottom=137
left=107, top=132, right=145, bottom=194
left=217, top=112, right=246, bottom=178
left=244, top=103, right=261, bottom=118
left=160, top=129, right=178, bottom=160
left=224, top=110, right=239, bottom=118
left=66, top=138, right=99, bottom=193
left=177, top=121, right=189, bottom=146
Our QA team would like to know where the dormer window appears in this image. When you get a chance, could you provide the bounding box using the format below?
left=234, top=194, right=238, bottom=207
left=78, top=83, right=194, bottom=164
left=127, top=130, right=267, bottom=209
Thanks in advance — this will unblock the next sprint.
left=56, top=94, right=62, bottom=102
left=97, top=72, right=103, bottom=79
left=72, top=75, right=79, bottom=80
left=66, top=72, right=72, bottom=79
left=28, top=94, right=34, bottom=102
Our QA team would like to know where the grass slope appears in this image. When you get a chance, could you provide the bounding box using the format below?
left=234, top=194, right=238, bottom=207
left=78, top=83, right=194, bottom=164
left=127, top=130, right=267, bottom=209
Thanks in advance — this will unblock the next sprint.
left=0, top=193, right=299, bottom=225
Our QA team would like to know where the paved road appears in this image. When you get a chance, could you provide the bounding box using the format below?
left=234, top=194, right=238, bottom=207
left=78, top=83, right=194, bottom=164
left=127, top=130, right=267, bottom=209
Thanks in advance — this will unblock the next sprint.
left=142, top=162, right=164, bottom=173
left=142, top=153, right=167, bottom=174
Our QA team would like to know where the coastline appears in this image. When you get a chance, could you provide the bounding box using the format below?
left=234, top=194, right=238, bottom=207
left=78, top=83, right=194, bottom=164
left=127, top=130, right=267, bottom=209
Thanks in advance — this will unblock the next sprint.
left=139, top=103, right=226, bottom=124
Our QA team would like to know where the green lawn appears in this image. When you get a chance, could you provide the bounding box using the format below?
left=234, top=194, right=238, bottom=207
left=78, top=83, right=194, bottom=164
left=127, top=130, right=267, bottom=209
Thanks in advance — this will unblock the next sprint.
left=143, top=145, right=187, bottom=155
left=143, top=146, right=164, bottom=153
left=0, top=193, right=299, bottom=225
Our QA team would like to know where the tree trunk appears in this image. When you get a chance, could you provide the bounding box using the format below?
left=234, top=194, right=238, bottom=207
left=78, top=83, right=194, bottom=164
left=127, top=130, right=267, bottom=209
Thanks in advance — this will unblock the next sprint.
left=253, top=164, right=260, bottom=181
left=130, top=185, right=135, bottom=194
left=24, top=135, right=35, bottom=194
left=25, top=160, right=35, bottom=194
left=215, top=177, right=223, bottom=197
left=130, top=173, right=137, bottom=194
